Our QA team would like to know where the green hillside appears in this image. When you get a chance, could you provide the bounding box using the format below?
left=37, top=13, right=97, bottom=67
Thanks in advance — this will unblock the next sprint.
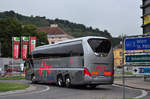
left=0, top=10, right=121, bottom=46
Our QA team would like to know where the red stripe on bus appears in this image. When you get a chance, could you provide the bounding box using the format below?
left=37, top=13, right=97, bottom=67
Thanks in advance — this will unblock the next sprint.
left=91, top=71, right=99, bottom=75
left=104, top=72, right=112, bottom=75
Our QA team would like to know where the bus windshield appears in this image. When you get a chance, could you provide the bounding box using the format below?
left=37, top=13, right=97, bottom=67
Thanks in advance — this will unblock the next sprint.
left=88, top=39, right=111, bottom=56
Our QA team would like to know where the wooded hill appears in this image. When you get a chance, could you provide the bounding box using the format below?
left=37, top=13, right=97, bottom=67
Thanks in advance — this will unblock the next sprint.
left=0, top=11, right=121, bottom=46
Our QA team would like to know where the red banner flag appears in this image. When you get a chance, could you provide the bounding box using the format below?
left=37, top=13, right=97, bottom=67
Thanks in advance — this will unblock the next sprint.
left=12, top=37, right=20, bottom=60
left=22, top=37, right=29, bottom=60
left=30, top=37, right=36, bottom=53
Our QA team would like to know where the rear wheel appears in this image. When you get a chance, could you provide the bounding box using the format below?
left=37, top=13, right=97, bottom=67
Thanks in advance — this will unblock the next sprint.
left=57, top=76, right=64, bottom=87
left=65, top=76, right=71, bottom=88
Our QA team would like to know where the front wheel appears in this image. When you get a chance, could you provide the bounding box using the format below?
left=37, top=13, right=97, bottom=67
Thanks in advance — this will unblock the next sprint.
left=65, top=76, right=71, bottom=88
left=31, top=75, right=38, bottom=84
left=57, top=76, right=64, bottom=87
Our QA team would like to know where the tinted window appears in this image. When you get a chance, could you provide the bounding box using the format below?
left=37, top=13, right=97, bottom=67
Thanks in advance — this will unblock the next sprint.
left=32, top=41, right=84, bottom=68
left=69, top=43, right=84, bottom=57
left=88, top=39, right=111, bottom=56
left=33, top=41, right=84, bottom=58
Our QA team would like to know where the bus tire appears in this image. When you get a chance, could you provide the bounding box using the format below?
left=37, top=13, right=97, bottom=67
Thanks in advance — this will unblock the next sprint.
left=57, top=76, right=64, bottom=87
left=65, top=76, right=71, bottom=88
left=31, top=75, right=37, bottom=84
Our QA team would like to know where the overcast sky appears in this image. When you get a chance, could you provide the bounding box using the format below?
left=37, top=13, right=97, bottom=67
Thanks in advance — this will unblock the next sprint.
left=0, top=0, right=142, bottom=37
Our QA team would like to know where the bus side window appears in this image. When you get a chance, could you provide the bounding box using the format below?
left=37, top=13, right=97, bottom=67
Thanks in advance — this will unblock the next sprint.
left=68, top=43, right=84, bottom=67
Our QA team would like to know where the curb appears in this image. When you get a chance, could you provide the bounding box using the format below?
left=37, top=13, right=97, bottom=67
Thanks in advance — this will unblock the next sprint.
left=0, top=85, right=36, bottom=96
left=114, top=83, right=150, bottom=91
left=114, top=75, right=143, bottom=78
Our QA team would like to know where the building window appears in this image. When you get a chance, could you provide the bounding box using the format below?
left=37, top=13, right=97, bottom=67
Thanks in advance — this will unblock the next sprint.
left=120, top=60, right=122, bottom=64
left=51, top=41, right=55, bottom=44
left=120, top=52, right=122, bottom=56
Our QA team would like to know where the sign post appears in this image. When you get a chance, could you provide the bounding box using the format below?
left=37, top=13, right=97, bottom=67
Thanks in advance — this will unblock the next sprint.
left=121, top=34, right=125, bottom=99
left=123, top=36, right=150, bottom=99
left=124, top=36, right=150, bottom=99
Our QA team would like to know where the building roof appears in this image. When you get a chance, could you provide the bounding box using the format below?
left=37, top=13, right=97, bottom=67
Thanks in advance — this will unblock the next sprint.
left=37, top=25, right=67, bottom=35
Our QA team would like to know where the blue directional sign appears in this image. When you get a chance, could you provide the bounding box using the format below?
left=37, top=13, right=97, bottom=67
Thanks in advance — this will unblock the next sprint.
left=132, top=67, right=150, bottom=75
left=125, top=54, right=150, bottom=63
left=125, top=37, right=150, bottom=50
left=139, top=67, right=150, bottom=74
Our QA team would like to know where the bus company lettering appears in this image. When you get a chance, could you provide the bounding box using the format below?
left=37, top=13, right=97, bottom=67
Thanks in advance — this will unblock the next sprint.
left=38, top=60, right=51, bottom=77
left=91, top=65, right=107, bottom=75
left=96, top=65, right=106, bottom=71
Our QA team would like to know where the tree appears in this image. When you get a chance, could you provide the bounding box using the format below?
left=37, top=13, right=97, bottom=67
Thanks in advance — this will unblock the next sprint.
left=0, top=18, right=49, bottom=57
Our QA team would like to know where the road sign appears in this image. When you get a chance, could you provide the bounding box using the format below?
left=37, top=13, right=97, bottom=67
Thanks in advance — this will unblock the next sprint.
left=125, top=54, right=150, bottom=63
left=132, top=67, right=150, bottom=75
left=132, top=67, right=140, bottom=74
left=125, top=37, right=150, bottom=50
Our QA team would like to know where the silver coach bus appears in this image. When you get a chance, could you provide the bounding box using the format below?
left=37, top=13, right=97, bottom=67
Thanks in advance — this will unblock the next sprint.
left=25, top=36, right=114, bottom=88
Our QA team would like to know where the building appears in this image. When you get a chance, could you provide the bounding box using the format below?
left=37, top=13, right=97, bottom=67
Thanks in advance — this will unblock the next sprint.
left=141, top=0, right=150, bottom=34
left=37, top=24, right=74, bottom=44
left=113, top=44, right=144, bottom=68
left=113, top=48, right=123, bottom=68
left=113, top=44, right=123, bottom=68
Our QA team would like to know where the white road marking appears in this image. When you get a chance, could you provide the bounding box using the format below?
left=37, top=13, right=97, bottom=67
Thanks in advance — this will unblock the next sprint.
left=27, top=85, right=50, bottom=94
left=133, top=90, right=148, bottom=99
left=113, top=84, right=148, bottom=99
left=0, top=85, right=50, bottom=97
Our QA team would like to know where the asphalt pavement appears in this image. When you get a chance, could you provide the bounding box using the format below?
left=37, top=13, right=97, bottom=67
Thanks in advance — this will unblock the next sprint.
left=0, top=79, right=144, bottom=99
left=114, top=77, right=150, bottom=91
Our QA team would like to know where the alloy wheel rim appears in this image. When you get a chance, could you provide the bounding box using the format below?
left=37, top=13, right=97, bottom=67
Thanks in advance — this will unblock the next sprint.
left=58, top=78, right=62, bottom=86
left=66, top=78, right=70, bottom=86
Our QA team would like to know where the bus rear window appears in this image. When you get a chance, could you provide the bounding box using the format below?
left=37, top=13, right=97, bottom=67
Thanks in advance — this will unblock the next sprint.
left=88, top=39, right=111, bottom=56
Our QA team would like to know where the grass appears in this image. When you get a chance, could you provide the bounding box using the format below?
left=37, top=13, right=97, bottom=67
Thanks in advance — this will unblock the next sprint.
left=125, top=72, right=133, bottom=75
left=115, top=72, right=133, bottom=76
left=0, top=76, right=25, bottom=80
left=0, top=82, right=29, bottom=92
left=114, top=76, right=122, bottom=79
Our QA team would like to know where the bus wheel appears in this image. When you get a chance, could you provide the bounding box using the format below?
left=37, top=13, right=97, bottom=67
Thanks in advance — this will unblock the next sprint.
left=57, top=76, right=64, bottom=87
left=31, top=75, right=37, bottom=84
left=65, top=76, right=71, bottom=88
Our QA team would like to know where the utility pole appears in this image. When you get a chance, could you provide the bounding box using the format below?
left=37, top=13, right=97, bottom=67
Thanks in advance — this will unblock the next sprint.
left=122, top=34, right=125, bottom=99
left=0, top=42, right=1, bottom=57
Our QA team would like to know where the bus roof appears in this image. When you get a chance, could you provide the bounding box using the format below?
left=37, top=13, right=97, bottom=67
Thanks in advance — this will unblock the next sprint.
left=33, top=36, right=107, bottom=53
